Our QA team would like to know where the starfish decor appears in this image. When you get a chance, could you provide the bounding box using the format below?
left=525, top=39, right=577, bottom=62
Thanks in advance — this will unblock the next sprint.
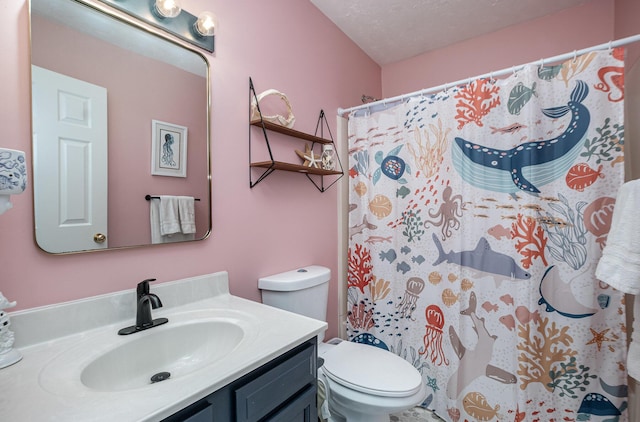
left=295, top=144, right=322, bottom=168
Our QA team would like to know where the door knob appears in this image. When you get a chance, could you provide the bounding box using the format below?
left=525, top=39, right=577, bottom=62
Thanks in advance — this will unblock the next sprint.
left=93, top=233, right=107, bottom=243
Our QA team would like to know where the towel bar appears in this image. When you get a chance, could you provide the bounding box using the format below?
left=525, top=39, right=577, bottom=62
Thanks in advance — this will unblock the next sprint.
left=145, top=195, right=200, bottom=201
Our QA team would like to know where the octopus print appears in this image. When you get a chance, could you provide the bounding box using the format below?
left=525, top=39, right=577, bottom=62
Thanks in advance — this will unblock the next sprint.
left=423, top=186, right=465, bottom=240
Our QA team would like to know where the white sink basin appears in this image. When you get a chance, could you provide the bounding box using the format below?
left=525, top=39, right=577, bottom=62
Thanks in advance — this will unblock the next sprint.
left=39, top=310, right=259, bottom=395
left=81, top=320, right=244, bottom=391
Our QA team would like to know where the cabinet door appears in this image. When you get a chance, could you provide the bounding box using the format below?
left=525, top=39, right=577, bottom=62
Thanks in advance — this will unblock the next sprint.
left=264, top=386, right=317, bottom=422
left=235, top=342, right=315, bottom=421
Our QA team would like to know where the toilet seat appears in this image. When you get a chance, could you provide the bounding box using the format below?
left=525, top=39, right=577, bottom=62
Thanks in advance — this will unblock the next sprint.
left=321, top=341, right=423, bottom=398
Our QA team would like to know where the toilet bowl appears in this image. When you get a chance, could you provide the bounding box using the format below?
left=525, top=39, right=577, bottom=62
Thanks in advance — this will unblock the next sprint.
left=318, top=340, right=427, bottom=422
left=258, top=266, right=427, bottom=421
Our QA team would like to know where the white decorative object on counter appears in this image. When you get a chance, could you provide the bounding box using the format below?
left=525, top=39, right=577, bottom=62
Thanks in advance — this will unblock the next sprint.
left=0, top=292, right=22, bottom=369
left=0, top=148, right=27, bottom=216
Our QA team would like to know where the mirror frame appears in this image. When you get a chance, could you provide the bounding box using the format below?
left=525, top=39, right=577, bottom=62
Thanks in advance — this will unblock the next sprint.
left=29, top=0, right=212, bottom=254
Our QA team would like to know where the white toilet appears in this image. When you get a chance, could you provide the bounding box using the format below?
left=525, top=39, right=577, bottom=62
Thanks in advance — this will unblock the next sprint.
left=258, top=266, right=427, bottom=422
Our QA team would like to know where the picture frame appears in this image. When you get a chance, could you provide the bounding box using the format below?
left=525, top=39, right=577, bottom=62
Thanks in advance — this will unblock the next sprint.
left=151, top=120, right=188, bottom=177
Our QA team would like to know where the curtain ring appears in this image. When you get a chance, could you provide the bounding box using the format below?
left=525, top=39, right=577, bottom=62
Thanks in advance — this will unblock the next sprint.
left=608, top=40, right=613, bottom=54
left=573, top=50, right=578, bottom=62
left=539, top=58, right=544, bottom=69
left=512, top=66, right=518, bottom=77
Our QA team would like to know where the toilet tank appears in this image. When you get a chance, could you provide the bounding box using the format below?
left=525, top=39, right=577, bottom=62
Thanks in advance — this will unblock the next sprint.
left=258, top=265, right=330, bottom=324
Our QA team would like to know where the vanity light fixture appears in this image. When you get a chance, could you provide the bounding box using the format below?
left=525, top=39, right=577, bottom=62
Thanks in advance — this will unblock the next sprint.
left=95, top=0, right=215, bottom=52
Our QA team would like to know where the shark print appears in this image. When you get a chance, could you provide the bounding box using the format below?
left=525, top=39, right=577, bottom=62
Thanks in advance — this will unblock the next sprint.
left=431, top=233, right=530, bottom=283
left=452, top=80, right=590, bottom=197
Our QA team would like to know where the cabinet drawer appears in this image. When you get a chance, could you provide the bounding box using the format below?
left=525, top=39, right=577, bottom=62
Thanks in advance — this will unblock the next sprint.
left=235, top=342, right=316, bottom=421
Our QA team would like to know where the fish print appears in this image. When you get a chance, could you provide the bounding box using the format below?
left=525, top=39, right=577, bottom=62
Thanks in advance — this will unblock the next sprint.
left=379, top=249, right=397, bottom=263
left=432, top=233, right=531, bottom=283
left=350, top=216, right=377, bottom=239
left=482, top=301, right=499, bottom=312
left=566, top=163, right=604, bottom=191
left=397, top=261, right=411, bottom=274
left=490, top=123, right=527, bottom=134
left=499, top=314, right=516, bottom=331
left=452, top=80, right=591, bottom=197
left=363, top=235, right=391, bottom=244
left=536, top=216, right=570, bottom=228
left=411, top=255, right=426, bottom=264
left=400, top=245, right=411, bottom=254
left=515, top=306, right=541, bottom=325
left=499, top=294, right=514, bottom=306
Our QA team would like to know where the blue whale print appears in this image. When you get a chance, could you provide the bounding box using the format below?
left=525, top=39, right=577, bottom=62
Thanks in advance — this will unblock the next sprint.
left=452, top=80, right=590, bottom=197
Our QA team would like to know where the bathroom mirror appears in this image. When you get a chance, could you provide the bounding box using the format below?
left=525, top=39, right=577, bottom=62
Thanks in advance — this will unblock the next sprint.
left=29, top=0, right=211, bottom=254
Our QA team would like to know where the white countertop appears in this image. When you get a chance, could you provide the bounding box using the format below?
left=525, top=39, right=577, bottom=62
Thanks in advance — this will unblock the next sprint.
left=0, top=272, right=327, bottom=421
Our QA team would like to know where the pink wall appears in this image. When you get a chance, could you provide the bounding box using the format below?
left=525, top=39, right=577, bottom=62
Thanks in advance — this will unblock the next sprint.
left=32, top=15, right=209, bottom=247
left=0, top=0, right=381, bottom=340
left=2, top=0, right=636, bottom=342
left=382, top=0, right=616, bottom=98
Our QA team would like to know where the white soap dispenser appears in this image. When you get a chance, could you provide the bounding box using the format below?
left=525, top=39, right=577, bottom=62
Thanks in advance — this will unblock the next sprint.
left=0, top=148, right=27, bottom=215
left=0, top=293, right=22, bottom=368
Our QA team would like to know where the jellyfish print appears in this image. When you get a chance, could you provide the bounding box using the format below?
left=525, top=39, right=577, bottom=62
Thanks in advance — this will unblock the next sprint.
left=396, top=277, right=425, bottom=319
left=162, top=133, right=176, bottom=167
left=419, top=304, right=449, bottom=366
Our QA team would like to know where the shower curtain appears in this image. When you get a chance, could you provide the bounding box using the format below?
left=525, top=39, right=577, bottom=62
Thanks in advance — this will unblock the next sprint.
left=347, top=49, right=628, bottom=421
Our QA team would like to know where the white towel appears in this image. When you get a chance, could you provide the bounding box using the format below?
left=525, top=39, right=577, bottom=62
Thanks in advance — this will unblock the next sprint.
left=178, top=196, right=196, bottom=234
left=595, top=179, right=640, bottom=295
left=629, top=296, right=640, bottom=382
left=150, top=198, right=195, bottom=244
left=159, top=195, right=181, bottom=236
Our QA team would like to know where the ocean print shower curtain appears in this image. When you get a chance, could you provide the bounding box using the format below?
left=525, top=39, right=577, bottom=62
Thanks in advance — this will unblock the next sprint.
left=347, top=49, right=628, bottom=421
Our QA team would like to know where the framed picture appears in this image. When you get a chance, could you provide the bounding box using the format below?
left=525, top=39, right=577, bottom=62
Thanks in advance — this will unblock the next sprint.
left=151, top=120, right=188, bottom=177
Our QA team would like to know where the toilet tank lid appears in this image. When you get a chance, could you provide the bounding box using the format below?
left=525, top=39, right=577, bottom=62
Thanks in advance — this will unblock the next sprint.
left=258, top=266, right=331, bottom=291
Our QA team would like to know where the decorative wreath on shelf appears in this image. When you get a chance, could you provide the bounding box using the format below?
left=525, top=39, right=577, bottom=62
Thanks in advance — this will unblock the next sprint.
left=250, top=89, right=296, bottom=128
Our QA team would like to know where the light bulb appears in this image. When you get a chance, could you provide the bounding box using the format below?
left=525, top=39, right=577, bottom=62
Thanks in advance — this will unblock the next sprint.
left=155, top=0, right=182, bottom=18
left=194, top=11, right=216, bottom=36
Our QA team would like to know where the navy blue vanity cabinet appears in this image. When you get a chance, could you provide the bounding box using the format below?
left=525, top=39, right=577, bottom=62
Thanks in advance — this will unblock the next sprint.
left=162, top=338, right=318, bottom=422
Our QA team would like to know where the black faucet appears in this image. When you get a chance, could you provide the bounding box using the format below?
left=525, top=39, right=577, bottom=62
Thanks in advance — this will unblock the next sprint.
left=118, top=278, right=169, bottom=335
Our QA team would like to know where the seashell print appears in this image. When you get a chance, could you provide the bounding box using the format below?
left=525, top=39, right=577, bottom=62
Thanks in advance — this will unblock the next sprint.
left=566, top=163, right=604, bottom=191
left=460, top=278, right=473, bottom=291
left=428, top=271, right=442, bottom=285
left=463, top=392, right=500, bottom=421
left=441, top=288, right=460, bottom=307
left=354, top=181, right=367, bottom=197
left=368, top=194, right=392, bottom=218
left=447, top=273, right=457, bottom=283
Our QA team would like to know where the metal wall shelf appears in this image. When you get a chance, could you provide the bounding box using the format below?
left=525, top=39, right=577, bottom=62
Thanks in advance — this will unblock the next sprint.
left=249, top=78, right=343, bottom=192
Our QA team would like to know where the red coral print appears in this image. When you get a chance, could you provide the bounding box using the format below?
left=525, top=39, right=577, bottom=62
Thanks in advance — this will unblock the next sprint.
left=348, top=243, right=373, bottom=293
left=454, top=79, right=501, bottom=129
left=511, top=214, right=548, bottom=269
left=348, top=301, right=375, bottom=330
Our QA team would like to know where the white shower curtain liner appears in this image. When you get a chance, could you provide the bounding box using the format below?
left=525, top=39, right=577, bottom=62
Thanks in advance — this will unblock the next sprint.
left=337, top=33, right=640, bottom=116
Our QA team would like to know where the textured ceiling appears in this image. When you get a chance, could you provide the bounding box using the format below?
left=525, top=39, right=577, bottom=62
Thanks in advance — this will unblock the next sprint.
left=310, top=0, right=589, bottom=65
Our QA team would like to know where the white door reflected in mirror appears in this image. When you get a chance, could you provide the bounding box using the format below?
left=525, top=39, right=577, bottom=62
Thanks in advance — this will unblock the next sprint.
left=32, top=66, right=109, bottom=252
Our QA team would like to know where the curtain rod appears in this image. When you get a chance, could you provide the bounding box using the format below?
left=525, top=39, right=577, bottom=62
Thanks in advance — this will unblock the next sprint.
left=338, top=33, right=640, bottom=116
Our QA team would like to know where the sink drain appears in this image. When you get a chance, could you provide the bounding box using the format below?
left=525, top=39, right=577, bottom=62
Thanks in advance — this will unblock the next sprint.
left=150, top=371, right=171, bottom=384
